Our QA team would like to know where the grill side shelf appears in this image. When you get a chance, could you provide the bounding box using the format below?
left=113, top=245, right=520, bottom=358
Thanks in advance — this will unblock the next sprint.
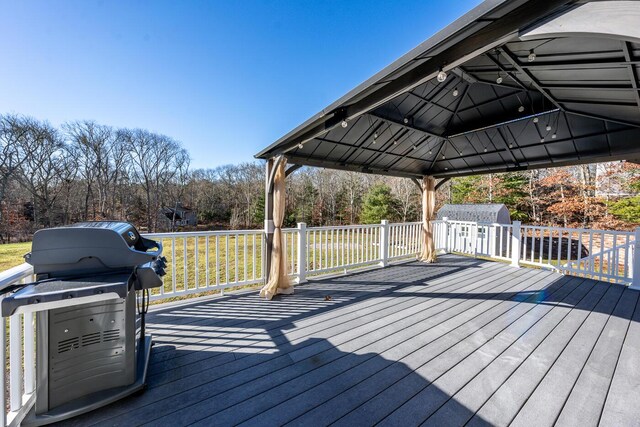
left=1, top=274, right=130, bottom=317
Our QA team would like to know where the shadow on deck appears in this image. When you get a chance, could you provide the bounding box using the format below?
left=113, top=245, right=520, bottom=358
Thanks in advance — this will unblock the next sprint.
left=61, top=255, right=639, bottom=427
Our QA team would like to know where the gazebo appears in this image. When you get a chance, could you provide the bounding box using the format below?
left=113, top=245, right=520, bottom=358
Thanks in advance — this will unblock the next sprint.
left=256, top=0, right=640, bottom=297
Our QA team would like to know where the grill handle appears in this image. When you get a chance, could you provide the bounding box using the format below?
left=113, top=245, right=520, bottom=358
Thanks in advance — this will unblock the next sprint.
left=138, top=237, right=163, bottom=259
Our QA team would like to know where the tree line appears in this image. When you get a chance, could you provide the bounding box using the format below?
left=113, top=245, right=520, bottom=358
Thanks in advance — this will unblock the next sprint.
left=1, top=113, right=638, bottom=243
left=1, top=114, right=189, bottom=241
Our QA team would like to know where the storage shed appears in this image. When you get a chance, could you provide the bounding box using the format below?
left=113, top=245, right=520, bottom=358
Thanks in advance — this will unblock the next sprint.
left=437, top=204, right=511, bottom=256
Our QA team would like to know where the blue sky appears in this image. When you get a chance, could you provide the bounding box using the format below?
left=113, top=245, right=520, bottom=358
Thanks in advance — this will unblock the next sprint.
left=0, top=0, right=482, bottom=169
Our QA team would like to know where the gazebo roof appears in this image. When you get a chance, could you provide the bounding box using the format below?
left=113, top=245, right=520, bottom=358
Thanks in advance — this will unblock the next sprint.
left=255, top=0, right=640, bottom=179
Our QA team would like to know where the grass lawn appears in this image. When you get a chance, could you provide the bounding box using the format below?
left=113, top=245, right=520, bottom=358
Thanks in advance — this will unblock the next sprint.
left=0, top=242, right=31, bottom=271
left=0, top=236, right=266, bottom=292
left=151, top=234, right=267, bottom=298
left=0, top=236, right=271, bottom=297
left=0, top=231, right=383, bottom=303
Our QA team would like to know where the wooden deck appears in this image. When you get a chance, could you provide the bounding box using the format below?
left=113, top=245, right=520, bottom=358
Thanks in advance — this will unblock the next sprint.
left=62, top=255, right=640, bottom=427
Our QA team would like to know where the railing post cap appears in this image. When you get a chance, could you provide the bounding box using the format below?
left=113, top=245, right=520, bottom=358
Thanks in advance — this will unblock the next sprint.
left=381, top=219, right=389, bottom=225
left=297, top=222, right=307, bottom=228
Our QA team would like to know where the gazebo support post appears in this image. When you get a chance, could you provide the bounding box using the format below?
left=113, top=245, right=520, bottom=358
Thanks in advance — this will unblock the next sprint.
left=419, top=176, right=437, bottom=263
left=263, top=158, right=275, bottom=282
left=261, top=156, right=292, bottom=300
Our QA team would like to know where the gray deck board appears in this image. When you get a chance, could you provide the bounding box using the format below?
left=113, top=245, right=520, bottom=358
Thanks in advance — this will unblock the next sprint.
left=97, top=260, right=513, bottom=426
left=554, top=289, right=639, bottom=427
left=215, top=269, right=547, bottom=426
left=349, top=275, right=594, bottom=427
left=511, top=286, right=635, bottom=427
left=462, top=282, right=620, bottom=427
left=599, top=288, right=640, bottom=426
left=55, top=254, right=639, bottom=427
left=143, top=262, right=505, bottom=398
left=252, top=269, right=555, bottom=427
left=292, top=271, right=571, bottom=427
left=146, top=260, right=494, bottom=375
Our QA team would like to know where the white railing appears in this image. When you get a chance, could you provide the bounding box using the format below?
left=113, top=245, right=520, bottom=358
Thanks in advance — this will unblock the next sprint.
left=562, top=235, right=635, bottom=283
left=442, top=219, right=514, bottom=261
left=388, top=222, right=422, bottom=261
left=299, top=221, right=422, bottom=280
left=304, top=223, right=382, bottom=276
left=0, top=218, right=638, bottom=424
left=0, top=264, right=37, bottom=427
left=143, top=229, right=266, bottom=301
left=143, top=222, right=423, bottom=300
left=437, top=219, right=639, bottom=286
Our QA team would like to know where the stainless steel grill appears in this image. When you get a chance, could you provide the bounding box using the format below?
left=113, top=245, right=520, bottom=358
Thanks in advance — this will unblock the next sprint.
left=1, top=221, right=165, bottom=426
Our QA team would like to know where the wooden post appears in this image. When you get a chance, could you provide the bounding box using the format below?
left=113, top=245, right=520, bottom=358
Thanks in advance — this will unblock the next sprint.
left=511, top=221, right=522, bottom=268
left=631, top=227, right=640, bottom=290
left=380, top=220, right=389, bottom=267
left=297, top=222, right=307, bottom=284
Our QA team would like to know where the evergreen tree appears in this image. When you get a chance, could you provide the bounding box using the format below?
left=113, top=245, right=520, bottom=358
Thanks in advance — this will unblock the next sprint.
left=451, top=176, right=485, bottom=204
left=361, top=184, right=395, bottom=224
left=495, top=173, right=529, bottom=221
left=609, top=196, right=640, bottom=224
left=252, top=193, right=265, bottom=224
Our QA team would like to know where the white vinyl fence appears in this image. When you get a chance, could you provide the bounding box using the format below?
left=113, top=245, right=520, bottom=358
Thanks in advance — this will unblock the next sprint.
left=0, top=219, right=638, bottom=424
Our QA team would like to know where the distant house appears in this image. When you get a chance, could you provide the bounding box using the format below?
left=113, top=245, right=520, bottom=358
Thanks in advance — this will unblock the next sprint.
left=160, top=203, right=197, bottom=227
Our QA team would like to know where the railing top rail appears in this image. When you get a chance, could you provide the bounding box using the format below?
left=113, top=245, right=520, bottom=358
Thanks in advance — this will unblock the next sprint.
left=306, top=224, right=381, bottom=231
left=144, top=229, right=264, bottom=238
left=0, top=262, right=34, bottom=290
left=519, top=224, right=634, bottom=236
left=440, top=220, right=634, bottom=236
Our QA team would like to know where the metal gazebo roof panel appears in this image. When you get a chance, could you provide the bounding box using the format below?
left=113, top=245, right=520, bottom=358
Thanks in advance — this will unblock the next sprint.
left=256, top=0, right=640, bottom=179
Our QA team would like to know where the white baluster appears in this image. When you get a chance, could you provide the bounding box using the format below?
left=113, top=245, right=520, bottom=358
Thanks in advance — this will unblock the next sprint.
left=511, top=221, right=521, bottom=268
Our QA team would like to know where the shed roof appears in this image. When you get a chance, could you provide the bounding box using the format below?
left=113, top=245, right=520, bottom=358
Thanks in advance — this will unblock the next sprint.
left=439, top=203, right=509, bottom=215
left=437, top=203, right=511, bottom=223
left=256, top=0, right=640, bottom=179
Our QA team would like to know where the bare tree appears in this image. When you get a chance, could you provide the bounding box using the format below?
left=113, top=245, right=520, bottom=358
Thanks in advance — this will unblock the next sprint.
left=110, top=133, right=132, bottom=220
left=342, top=172, right=365, bottom=224
left=65, top=121, right=118, bottom=219
left=390, top=177, right=419, bottom=222
left=0, top=115, right=37, bottom=215
left=123, top=129, right=189, bottom=232
left=15, top=120, right=77, bottom=227
left=578, top=164, right=597, bottom=226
